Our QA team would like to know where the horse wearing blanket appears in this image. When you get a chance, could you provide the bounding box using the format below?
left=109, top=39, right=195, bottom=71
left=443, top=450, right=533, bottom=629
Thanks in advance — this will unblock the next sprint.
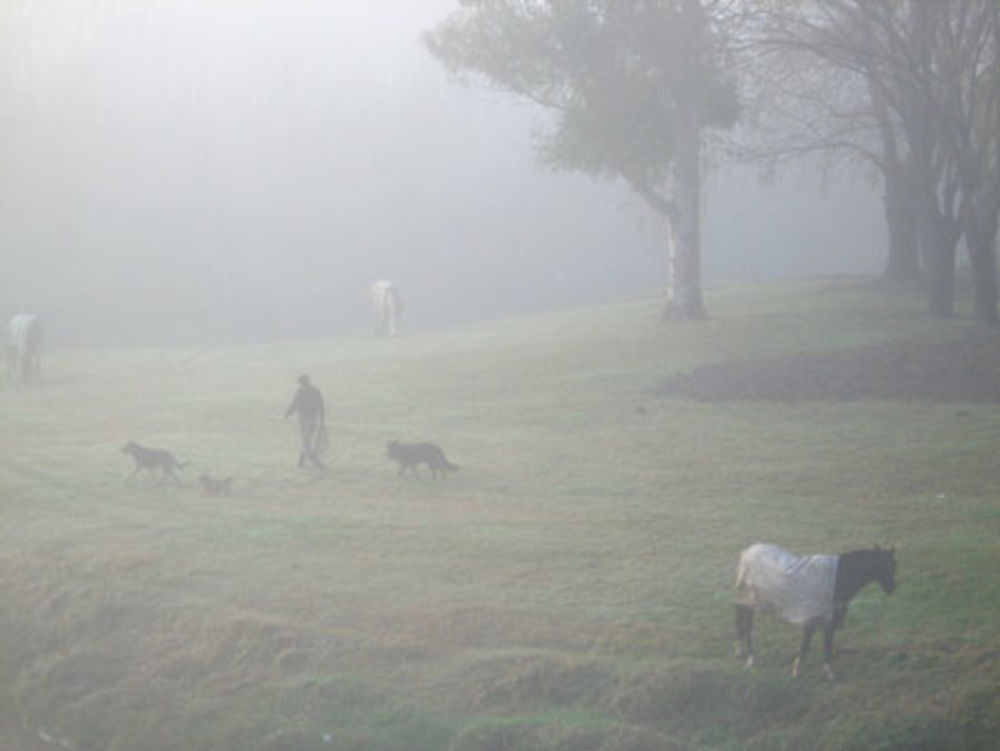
left=369, top=279, right=401, bottom=338
left=7, top=313, right=42, bottom=382
left=734, top=542, right=895, bottom=681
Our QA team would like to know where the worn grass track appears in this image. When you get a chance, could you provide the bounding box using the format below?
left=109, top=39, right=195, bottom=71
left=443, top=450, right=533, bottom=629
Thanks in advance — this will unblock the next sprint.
left=1, top=279, right=998, bottom=750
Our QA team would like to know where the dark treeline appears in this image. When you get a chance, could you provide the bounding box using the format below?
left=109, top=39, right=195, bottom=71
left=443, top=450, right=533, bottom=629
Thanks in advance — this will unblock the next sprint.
left=746, top=0, right=1000, bottom=324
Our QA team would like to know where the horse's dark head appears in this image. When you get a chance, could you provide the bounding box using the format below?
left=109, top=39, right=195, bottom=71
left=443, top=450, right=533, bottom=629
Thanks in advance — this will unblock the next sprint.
left=872, top=545, right=896, bottom=594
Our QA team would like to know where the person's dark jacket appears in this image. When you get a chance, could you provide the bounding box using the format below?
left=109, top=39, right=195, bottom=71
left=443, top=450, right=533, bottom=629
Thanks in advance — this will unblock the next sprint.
left=285, top=384, right=325, bottom=423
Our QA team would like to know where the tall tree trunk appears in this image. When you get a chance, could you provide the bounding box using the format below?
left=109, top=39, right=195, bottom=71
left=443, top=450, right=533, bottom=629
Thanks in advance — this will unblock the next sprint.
left=882, top=161, right=923, bottom=283
left=870, top=75, right=923, bottom=284
left=663, top=107, right=706, bottom=320
left=969, top=235, right=998, bottom=326
left=921, top=200, right=957, bottom=317
left=965, top=202, right=1000, bottom=326
left=905, top=0, right=959, bottom=317
left=925, top=245, right=956, bottom=317
left=969, top=1, right=1000, bottom=326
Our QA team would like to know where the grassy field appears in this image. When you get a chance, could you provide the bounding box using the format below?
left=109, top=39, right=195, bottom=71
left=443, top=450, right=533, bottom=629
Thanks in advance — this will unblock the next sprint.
left=1, top=279, right=998, bottom=751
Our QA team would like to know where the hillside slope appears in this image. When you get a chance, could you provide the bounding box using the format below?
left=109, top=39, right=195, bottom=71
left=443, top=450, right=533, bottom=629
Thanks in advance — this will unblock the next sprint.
left=1, top=279, right=998, bottom=751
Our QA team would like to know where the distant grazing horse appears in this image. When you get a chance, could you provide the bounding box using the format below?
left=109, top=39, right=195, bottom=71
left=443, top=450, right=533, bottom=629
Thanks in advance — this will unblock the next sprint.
left=369, top=279, right=401, bottom=338
left=734, top=542, right=896, bottom=681
left=7, top=313, right=42, bottom=382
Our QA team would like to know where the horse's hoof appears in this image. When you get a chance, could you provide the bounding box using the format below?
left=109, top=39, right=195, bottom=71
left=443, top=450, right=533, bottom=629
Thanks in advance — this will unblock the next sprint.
left=744, top=655, right=755, bottom=670
left=822, top=664, right=836, bottom=682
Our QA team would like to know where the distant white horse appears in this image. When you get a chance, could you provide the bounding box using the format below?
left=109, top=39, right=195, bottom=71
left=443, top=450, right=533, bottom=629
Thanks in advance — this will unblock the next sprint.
left=369, top=279, right=401, bottom=337
left=7, top=313, right=43, bottom=382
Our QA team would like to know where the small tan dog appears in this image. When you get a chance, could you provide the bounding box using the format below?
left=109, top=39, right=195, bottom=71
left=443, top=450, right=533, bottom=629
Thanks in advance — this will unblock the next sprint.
left=198, top=474, right=233, bottom=497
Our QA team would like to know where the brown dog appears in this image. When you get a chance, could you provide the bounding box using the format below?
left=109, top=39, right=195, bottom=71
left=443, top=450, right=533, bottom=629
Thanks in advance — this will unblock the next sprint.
left=121, top=441, right=186, bottom=481
left=198, top=474, right=233, bottom=497
left=386, top=440, right=459, bottom=478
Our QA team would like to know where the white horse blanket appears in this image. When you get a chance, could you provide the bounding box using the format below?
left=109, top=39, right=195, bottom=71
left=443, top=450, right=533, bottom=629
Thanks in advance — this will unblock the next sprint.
left=369, top=279, right=401, bottom=337
left=7, top=313, right=42, bottom=381
left=735, top=543, right=838, bottom=625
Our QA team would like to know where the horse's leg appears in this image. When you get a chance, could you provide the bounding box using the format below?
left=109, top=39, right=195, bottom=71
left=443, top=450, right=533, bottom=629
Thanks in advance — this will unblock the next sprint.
left=734, top=605, right=744, bottom=656
left=792, top=620, right=819, bottom=678
left=821, top=623, right=836, bottom=682
left=734, top=605, right=754, bottom=666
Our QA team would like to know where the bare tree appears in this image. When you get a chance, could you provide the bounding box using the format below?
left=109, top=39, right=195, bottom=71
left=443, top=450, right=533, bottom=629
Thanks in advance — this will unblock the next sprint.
left=425, top=0, right=739, bottom=320
left=742, top=0, right=1000, bottom=323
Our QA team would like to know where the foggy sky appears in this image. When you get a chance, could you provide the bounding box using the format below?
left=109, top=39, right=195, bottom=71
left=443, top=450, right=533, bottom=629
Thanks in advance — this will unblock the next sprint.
left=0, top=0, right=884, bottom=347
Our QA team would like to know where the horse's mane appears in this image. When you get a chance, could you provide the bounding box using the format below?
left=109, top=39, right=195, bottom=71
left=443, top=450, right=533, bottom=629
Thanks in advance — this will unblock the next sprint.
left=839, top=547, right=894, bottom=566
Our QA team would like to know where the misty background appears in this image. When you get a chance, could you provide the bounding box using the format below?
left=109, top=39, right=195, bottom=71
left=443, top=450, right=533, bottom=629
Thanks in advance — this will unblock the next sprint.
left=0, top=0, right=885, bottom=348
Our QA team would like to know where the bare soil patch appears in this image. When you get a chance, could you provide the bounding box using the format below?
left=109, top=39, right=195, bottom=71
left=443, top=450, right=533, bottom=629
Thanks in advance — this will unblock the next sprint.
left=659, top=330, right=1000, bottom=402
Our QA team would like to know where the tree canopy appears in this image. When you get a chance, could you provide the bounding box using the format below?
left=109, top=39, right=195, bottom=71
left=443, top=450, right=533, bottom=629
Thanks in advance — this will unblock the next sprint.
left=426, top=0, right=739, bottom=319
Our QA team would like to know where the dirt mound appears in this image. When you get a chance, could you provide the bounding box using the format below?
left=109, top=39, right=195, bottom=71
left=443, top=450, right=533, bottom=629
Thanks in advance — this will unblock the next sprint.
left=659, top=330, right=1000, bottom=402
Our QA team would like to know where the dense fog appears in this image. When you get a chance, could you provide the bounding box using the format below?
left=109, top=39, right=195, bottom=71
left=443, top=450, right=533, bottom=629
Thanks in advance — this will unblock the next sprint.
left=0, top=0, right=885, bottom=347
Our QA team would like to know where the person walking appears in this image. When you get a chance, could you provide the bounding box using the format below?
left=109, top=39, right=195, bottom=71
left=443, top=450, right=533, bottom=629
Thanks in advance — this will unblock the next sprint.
left=284, top=374, right=326, bottom=469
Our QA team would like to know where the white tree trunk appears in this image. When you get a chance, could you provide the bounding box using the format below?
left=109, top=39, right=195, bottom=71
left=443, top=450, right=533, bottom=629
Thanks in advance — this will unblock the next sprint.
left=663, top=107, right=705, bottom=320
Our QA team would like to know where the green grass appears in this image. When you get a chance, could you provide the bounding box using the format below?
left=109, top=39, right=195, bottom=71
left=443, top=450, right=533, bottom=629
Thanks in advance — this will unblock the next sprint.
left=1, top=278, right=998, bottom=750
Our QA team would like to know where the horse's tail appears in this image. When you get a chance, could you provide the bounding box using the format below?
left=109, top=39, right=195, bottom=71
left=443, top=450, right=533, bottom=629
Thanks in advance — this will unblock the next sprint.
left=734, top=557, right=748, bottom=591
left=734, top=547, right=755, bottom=599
